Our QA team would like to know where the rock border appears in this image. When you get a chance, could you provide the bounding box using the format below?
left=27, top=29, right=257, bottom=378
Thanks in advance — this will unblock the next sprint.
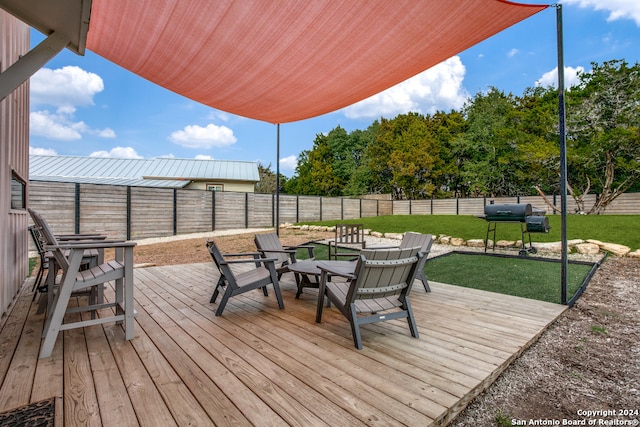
left=282, top=223, right=639, bottom=258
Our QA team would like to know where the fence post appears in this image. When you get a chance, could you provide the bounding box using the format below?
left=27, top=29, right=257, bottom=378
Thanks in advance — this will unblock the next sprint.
left=296, top=195, right=299, bottom=223
left=320, top=197, right=323, bottom=221
left=456, top=197, right=459, bottom=215
left=74, top=183, right=81, bottom=234
left=173, top=188, right=177, bottom=235
left=126, top=186, right=131, bottom=240
left=341, top=198, right=344, bottom=220
left=212, top=191, right=216, bottom=230
left=245, top=192, right=249, bottom=228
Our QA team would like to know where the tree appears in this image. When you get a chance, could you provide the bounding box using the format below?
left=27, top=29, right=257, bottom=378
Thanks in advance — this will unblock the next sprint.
left=566, top=59, right=640, bottom=213
left=456, top=88, right=524, bottom=197
left=255, top=163, right=287, bottom=194
left=367, top=113, right=442, bottom=199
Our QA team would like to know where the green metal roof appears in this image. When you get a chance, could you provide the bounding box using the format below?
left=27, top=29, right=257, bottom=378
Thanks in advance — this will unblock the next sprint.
left=29, top=155, right=260, bottom=188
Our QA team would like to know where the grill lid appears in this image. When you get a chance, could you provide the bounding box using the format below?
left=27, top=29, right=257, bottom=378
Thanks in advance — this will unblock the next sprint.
left=484, top=203, right=532, bottom=222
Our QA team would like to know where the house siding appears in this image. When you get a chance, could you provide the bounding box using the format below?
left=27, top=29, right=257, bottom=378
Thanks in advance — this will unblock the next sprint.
left=0, top=11, right=30, bottom=316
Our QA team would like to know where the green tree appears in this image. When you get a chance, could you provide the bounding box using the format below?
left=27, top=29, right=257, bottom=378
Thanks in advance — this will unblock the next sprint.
left=367, top=112, right=442, bottom=199
left=565, top=59, right=640, bottom=213
left=456, top=88, right=534, bottom=197
left=255, top=163, right=287, bottom=194
left=284, top=150, right=313, bottom=194
left=428, top=110, right=467, bottom=197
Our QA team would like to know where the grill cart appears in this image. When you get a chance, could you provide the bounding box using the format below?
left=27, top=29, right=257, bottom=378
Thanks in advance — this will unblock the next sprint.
left=483, top=203, right=550, bottom=256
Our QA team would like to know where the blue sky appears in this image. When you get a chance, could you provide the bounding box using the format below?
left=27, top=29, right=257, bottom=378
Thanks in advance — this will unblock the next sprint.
left=28, top=1, right=640, bottom=177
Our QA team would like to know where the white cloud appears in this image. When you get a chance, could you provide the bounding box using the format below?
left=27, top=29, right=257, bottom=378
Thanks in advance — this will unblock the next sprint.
left=29, top=146, right=57, bottom=156
left=30, top=111, right=82, bottom=140
left=279, top=155, right=297, bottom=171
left=507, top=48, right=519, bottom=58
left=343, top=56, right=469, bottom=119
left=29, top=66, right=116, bottom=141
left=169, top=124, right=237, bottom=149
left=195, top=154, right=214, bottom=160
left=31, top=66, right=104, bottom=109
left=96, top=128, right=116, bottom=138
left=89, top=147, right=143, bottom=159
left=562, top=0, right=640, bottom=26
left=536, top=66, right=585, bottom=88
left=30, top=110, right=116, bottom=141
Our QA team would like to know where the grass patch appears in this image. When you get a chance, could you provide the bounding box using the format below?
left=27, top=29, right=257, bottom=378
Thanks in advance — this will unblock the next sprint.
left=29, top=257, right=37, bottom=277
left=294, top=243, right=358, bottom=260
left=425, top=252, right=595, bottom=304
left=303, top=214, right=640, bottom=251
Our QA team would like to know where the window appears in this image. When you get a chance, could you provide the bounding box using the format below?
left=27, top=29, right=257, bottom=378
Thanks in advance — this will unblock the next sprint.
left=206, top=183, right=224, bottom=192
left=11, top=172, right=26, bottom=210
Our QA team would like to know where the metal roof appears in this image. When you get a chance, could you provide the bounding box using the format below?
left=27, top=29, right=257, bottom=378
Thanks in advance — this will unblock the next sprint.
left=29, top=175, right=189, bottom=188
left=29, top=155, right=260, bottom=187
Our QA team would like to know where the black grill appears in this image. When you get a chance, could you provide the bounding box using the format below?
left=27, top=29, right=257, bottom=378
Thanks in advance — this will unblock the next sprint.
left=483, top=203, right=550, bottom=255
left=484, top=203, right=532, bottom=222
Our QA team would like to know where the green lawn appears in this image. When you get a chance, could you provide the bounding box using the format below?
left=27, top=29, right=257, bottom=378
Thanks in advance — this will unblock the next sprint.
left=303, top=214, right=640, bottom=251
left=425, top=252, right=595, bottom=304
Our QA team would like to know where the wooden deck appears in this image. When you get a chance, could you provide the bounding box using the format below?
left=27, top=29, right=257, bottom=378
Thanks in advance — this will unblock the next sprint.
left=0, top=262, right=567, bottom=426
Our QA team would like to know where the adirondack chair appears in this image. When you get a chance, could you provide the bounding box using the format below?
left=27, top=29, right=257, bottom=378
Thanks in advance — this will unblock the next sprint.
left=28, top=225, right=49, bottom=299
left=372, top=232, right=434, bottom=292
left=206, top=239, right=284, bottom=316
left=254, top=232, right=315, bottom=297
left=316, top=246, right=423, bottom=350
left=27, top=208, right=137, bottom=359
left=328, top=223, right=366, bottom=260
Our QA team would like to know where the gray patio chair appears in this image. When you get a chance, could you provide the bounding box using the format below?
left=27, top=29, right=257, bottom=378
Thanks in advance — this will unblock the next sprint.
left=316, top=246, right=423, bottom=350
left=371, top=232, right=433, bottom=292
left=254, top=232, right=315, bottom=298
left=328, top=223, right=366, bottom=260
left=28, top=225, right=50, bottom=300
left=27, top=208, right=136, bottom=359
left=206, top=239, right=284, bottom=316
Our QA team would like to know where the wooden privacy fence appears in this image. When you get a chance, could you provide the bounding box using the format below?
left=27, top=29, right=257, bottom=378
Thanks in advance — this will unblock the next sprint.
left=28, top=181, right=639, bottom=241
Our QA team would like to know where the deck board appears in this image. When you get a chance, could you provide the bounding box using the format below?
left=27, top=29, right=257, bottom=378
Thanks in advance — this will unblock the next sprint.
left=0, top=261, right=567, bottom=426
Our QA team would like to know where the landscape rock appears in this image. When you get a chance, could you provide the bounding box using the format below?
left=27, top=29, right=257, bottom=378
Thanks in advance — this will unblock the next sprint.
left=598, top=242, right=631, bottom=257
left=466, top=239, right=485, bottom=248
left=628, top=250, right=640, bottom=259
left=533, top=242, right=563, bottom=253
left=439, top=236, right=451, bottom=245
left=496, top=240, right=516, bottom=248
left=384, top=232, right=404, bottom=240
left=574, top=243, right=601, bottom=255
left=370, top=231, right=384, bottom=238
left=586, top=239, right=604, bottom=246
left=450, top=237, right=465, bottom=246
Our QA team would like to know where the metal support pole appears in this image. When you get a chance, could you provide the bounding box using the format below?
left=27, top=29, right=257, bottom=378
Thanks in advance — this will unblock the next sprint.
left=556, top=4, right=569, bottom=305
left=276, top=124, right=281, bottom=236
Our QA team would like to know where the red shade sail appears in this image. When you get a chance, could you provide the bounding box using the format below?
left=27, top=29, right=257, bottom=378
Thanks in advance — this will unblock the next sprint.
left=86, top=0, right=547, bottom=124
